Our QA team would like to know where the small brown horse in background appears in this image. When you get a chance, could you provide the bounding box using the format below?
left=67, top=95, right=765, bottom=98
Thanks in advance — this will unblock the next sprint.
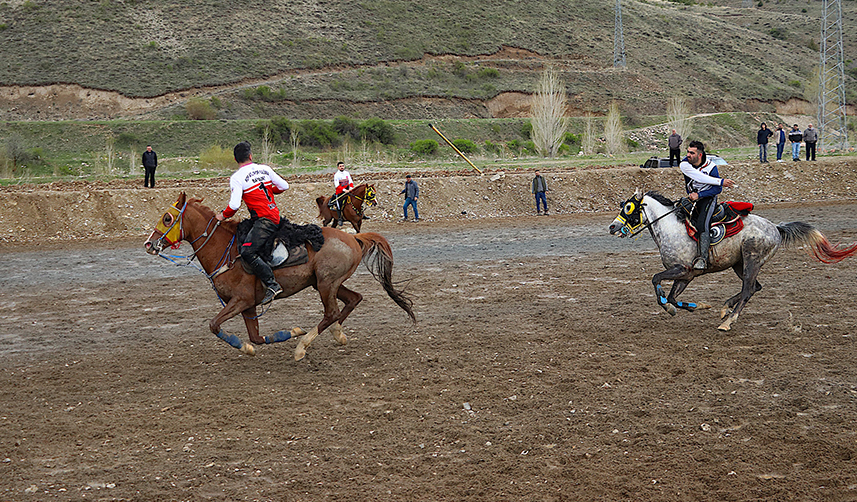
left=144, top=192, right=414, bottom=361
left=316, top=183, right=377, bottom=233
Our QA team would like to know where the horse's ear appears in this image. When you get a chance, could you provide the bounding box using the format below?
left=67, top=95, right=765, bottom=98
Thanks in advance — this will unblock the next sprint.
left=176, top=192, right=187, bottom=206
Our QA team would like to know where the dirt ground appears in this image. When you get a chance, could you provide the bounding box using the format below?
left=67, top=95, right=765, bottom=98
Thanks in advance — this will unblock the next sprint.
left=2, top=190, right=857, bottom=500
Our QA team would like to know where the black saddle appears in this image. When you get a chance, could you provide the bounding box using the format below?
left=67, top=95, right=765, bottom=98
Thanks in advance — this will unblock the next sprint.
left=677, top=197, right=747, bottom=230
left=235, top=217, right=325, bottom=269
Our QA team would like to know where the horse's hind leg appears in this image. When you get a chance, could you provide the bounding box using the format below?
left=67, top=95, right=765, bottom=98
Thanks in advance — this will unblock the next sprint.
left=718, top=256, right=764, bottom=331
left=720, top=264, right=762, bottom=320
left=330, top=285, right=363, bottom=345
left=295, top=283, right=342, bottom=361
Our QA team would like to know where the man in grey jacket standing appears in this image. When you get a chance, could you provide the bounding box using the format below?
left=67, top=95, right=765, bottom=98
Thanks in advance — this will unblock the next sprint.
left=668, top=129, right=683, bottom=167
left=532, top=170, right=549, bottom=215
left=400, top=175, right=420, bottom=221
left=803, top=124, right=818, bottom=161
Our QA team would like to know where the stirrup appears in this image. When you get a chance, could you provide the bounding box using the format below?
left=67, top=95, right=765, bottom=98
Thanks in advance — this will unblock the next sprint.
left=261, top=284, right=283, bottom=305
left=692, top=258, right=707, bottom=270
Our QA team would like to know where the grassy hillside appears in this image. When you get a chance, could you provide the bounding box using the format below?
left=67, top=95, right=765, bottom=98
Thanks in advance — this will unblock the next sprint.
left=0, top=0, right=851, bottom=120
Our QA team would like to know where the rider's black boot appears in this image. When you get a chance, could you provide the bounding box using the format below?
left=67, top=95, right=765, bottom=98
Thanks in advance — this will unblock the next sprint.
left=247, top=256, right=282, bottom=304
left=694, top=230, right=710, bottom=270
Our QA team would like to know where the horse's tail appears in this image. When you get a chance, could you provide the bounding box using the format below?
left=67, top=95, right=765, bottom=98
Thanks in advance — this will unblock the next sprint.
left=354, top=232, right=416, bottom=323
left=778, top=221, right=857, bottom=264
left=315, top=196, right=327, bottom=219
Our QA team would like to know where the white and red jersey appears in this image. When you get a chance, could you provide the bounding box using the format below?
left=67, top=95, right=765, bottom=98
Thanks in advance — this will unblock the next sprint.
left=333, top=170, right=353, bottom=194
left=222, top=162, right=289, bottom=222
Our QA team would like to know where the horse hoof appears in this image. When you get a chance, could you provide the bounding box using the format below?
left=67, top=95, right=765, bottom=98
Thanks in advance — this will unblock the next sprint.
left=295, top=345, right=306, bottom=361
left=665, top=304, right=677, bottom=316
left=240, top=343, right=256, bottom=356
left=697, top=302, right=712, bottom=310
left=720, top=307, right=731, bottom=319
left=717, top=323, right=732, bottom=332
left=291, top=327, right=307, bottom=337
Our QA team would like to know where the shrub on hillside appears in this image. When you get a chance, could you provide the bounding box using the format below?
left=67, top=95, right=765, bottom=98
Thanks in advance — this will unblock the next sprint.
left=333, top=116, right=361, bottom=141
left=298, top=120, right=339, bottom=148
left=186, top=98, right=216, bottom=120
left=452, top=139, right=477, bottom=154
left=410, top=139, right=439, bottom=155
left=359, top=118, right=395, bottom=144
left=199, top=145, right=234, bottom=170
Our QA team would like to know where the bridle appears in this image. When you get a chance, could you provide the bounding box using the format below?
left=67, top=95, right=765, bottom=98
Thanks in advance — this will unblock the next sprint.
left=616, top=195, right=682, bottom=239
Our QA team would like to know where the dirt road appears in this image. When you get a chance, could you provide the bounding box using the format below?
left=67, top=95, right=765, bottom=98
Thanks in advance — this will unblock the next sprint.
left=1, top=203, right=857, bottom=500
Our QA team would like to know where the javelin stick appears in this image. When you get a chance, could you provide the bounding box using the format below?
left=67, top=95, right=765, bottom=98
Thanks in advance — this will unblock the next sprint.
left=429, top=123, right=483, bottom=174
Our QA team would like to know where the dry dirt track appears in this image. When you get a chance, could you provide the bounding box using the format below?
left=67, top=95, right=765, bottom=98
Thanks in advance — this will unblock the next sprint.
left=2, top=203, right=857, bottom=501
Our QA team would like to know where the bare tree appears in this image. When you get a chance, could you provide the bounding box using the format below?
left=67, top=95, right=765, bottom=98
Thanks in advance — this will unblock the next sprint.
left=667, top=96, right=691, bottom=140
left=531, top=65, right=568, bottom=158
left=260, top=126, right=272, bottom=166
left=582, top=112, right=596, bottom=155
left=604, top=101, right=625, bottom=155
left=290, top=128, right=300, bottom=168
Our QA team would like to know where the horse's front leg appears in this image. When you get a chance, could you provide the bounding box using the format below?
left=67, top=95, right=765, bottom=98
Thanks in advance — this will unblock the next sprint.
left=666, top=280, right=711, bottom=312
left=652, top=265, right=693, bottom=316
left=209, top=298, right=256, bottom=356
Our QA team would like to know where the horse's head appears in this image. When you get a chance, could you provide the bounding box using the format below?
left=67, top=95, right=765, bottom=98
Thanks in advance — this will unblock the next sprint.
left=144, top=192, right=189, bottom=255
left=609, top=191, right=646, bottom=237
left=364, top=184, right=378, bottom=207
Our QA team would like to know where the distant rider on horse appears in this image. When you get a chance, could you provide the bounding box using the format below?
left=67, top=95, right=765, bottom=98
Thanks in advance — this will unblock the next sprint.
left=330, top=161, right=354, bottom=227
left=679, top=140, right=735, bottom=270
left=215, top=141, right=290, bottom=305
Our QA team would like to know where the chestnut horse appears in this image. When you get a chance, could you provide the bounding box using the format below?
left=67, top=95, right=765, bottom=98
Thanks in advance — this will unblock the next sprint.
left=144, top=192, right=414, bottom=361
left=316, top=183, right=377, bottom=232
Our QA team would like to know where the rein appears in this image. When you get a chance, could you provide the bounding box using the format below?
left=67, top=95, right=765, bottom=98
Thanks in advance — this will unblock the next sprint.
left=627, top=202, right=683, bottom=238
left=155, top=208, right=274, bottom=319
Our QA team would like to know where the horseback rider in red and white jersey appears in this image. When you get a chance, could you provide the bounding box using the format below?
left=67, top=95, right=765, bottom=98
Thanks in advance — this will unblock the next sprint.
left=331, top=161, right=353, bottom=227
left=215, top=141, right=290, bottom=305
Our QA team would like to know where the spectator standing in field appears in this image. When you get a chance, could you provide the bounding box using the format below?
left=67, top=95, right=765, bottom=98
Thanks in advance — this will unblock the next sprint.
left=400, top=175, right=420, bottom=222
left=775, top=124, right=786, bottom=162
left=532, top=170, right=549, bottom=215
left=757, top=123, right=773, bottom=163
left=668, top=129, right=683, bottom=167
left=788, top=124, right=802, bottom=161
left=142, top=145, right=158, bottom=188
left=803, top=124, right=818, bottom=161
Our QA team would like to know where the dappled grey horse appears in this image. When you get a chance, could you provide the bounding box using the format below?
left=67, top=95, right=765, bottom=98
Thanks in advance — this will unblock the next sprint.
left=609, top=190, right=857, bottom=331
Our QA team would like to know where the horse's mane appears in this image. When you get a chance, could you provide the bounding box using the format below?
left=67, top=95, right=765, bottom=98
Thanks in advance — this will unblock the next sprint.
left=644, top=191, right=685, bottom=222
left=644, top=191, right=675, bottom=207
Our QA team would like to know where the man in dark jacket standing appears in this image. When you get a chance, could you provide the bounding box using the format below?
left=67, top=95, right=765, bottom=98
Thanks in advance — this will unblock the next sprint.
left=142, top=145, right=158, bottom=188
left=803, top=124, right=818, bottom=161
left=668, top=129, right=682, bottom=167
left=757, top=123, right=773, bottom=163
left=788, top=124, right=802, bottom=161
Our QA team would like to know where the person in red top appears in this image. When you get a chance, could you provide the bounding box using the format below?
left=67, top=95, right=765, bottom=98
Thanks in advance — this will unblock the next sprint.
left=215, top=141, right=290, bottom=304
left=331, top=161, right=353, bottom=227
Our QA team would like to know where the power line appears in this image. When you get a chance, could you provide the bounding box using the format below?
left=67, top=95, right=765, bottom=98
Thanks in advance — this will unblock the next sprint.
left=614, top=0, right=626, bottom=68
left=818, top=0, right=849, bottom=152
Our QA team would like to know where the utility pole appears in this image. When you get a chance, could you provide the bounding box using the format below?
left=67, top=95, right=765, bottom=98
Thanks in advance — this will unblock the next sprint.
left=614, top=0, right=626, bottom=68
left=818, top=0, right=849, bottom=152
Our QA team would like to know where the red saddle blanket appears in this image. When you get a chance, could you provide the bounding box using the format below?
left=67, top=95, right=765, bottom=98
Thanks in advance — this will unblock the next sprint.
left=684, top=201, right=754, bottom=242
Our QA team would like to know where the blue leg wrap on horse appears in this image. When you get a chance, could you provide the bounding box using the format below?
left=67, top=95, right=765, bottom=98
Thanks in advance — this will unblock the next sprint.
left=216, top=330, right=244, bottom=349
left=656, top=285, right=668, bottom=305
left=265, top=331, right=292, bottom=344
left=676, top=301, right=697, bottom=309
